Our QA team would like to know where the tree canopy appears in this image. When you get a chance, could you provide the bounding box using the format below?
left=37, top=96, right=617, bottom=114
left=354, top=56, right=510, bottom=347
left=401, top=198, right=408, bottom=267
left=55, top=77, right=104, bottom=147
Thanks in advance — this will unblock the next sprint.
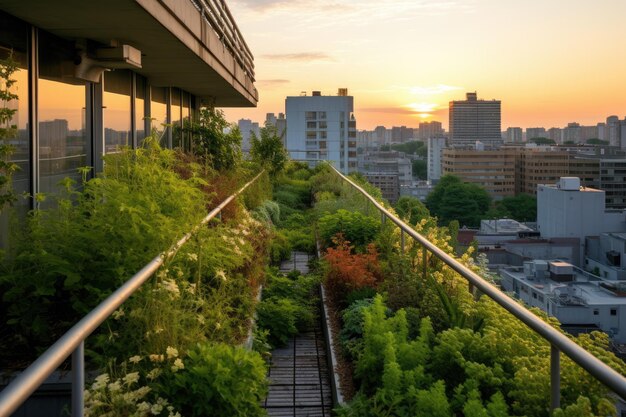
left=486, top=194, right=537, bottom=222
left=391, top=140, right=427, bottom=157
left=529, top=137, right=555, bottom=145
left=412, top=159, right=427, bottom=179
left=250, top=123, right=288, bottom=177
left=426, top=175, right=491, bottom=227
left=188, top=107, right=242, bottom=171
left=394, top=196, right=430, bottom=225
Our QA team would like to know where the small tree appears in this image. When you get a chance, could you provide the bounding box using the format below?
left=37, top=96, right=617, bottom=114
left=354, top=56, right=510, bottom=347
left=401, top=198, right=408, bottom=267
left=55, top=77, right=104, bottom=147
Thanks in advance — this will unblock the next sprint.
left=187, top=107, right=242, bottom=171
left=250, top=123, right=288, bottom=177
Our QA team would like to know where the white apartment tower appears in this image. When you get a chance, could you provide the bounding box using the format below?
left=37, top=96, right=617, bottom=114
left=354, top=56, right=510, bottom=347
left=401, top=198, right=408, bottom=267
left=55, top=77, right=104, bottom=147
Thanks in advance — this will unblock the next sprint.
left=285, top=89, right=358, bottom=173
left=427, top=137, right=446, bottom=184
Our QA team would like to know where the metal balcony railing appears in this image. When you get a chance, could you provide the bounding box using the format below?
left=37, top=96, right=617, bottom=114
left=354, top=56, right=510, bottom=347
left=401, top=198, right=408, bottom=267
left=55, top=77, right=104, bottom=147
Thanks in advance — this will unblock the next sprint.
left=330, top=165, right=626, bottom=411
left=0, top=171, right=264, bottom=417
left=189, top=0, right=255, bottom=81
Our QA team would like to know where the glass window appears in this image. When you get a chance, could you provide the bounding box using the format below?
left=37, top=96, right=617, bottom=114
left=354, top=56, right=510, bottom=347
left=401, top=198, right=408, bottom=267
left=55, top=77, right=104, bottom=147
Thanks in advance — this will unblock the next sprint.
left=182, top=91, right=190, bottom=151
left=318, top=121, right=327, bottom=129
left=135, top=75, right=147, bottom=145
left=170, top=88, right=181, bottom=148
left=38, top=30, right=87, bottom=197
left=306, top=131, right=316, bottom=139
left=151, top=86, right=167, bottom=145
left=0, top=12, right=29, bottom=246
left=307, top=121, right=316, bottom=129
left=305, top=111, right=316, bottom=120
left=103, top=70, right=131, bottom=153
left=318, top=111, right=326, bottom=119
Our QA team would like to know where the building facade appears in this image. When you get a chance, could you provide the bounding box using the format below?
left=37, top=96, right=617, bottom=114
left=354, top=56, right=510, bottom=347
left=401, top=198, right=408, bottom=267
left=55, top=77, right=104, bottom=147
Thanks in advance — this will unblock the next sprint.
left=442, top=146, right=518, bottom=199
left=427, top=137, right=446, bottom=184
left=449, top=92, right=502, bottom=147
left=0, top=2, right=256, bottom=246
left=285, top=90, right=358, bottom=173
left=506, top=127, right=523, bottom=143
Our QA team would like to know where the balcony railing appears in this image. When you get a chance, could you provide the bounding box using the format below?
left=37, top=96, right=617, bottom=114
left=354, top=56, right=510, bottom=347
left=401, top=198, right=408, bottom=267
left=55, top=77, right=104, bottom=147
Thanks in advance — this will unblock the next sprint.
left=329, top=165, right=626, bottom=411
left=0, top=172, right=264, bottom=417
left=190, top=0, right=255, bottom=80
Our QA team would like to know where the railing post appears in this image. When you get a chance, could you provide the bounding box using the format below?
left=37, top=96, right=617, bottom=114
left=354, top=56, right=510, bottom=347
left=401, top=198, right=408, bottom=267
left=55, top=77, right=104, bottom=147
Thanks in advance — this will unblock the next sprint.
left=217, top=212, right=222, bottom=221
left=400, top=230, right=405, bottom=253
left=381, top=212, right=385, bottom=225
left=551, top=345, right=561, bottom=412
left=422, top=245, right=427, bottom=279
left=71, top=341, right=85, bottom=417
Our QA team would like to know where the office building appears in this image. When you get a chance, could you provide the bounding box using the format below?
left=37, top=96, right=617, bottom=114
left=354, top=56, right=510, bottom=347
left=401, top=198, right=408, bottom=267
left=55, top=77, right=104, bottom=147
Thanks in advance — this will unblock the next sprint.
left=442, top=146, right=518, bottom=199
left=449, top=92, right=501, bottom=147
left=285, top=89, right=358, bottom=173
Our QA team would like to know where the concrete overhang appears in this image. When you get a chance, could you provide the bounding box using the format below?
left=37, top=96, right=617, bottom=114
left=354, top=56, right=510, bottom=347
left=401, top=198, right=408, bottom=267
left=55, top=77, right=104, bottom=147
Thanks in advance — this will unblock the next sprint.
left=0, top=0, right=258, bottom=107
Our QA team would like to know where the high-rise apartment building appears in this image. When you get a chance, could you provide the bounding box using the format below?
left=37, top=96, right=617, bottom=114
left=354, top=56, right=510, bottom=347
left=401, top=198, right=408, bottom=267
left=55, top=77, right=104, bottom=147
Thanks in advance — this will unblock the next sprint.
left=449, top=92, right=501, bottom=147
left=548, top=127, right=562, bottom=144
left=607, top=116, right=620, bottom=147
left=285, top=89, right=358, bottom=173
left=526, top=127, right=547, bottom=141
left=506, top=127, right=523, bottom=143
left=427, top=137, right=446, bottom=184
left=265, top=112, right=286, bottom=143
left=562, top=123, right=582, bottom=144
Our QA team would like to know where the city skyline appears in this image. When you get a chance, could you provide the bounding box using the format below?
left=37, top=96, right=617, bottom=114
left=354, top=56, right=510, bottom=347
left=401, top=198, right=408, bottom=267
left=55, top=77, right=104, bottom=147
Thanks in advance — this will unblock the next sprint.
left=223, top=0, right=626, bottom=130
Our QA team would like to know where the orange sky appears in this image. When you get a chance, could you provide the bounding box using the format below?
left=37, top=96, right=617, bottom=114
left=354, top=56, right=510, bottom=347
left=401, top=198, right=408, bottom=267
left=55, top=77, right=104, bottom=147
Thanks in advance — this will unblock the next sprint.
left=222, top=0, right=626, bottom=131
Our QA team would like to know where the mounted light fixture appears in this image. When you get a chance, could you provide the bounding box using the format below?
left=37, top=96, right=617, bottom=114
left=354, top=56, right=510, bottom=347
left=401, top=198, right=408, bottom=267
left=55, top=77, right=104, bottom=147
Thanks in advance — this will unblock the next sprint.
left=74, top=44, right=142, bottom=83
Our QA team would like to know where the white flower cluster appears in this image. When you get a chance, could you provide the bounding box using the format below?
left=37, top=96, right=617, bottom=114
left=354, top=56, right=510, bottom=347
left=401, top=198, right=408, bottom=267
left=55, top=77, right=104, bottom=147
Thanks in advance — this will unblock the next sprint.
left=85, top=370, right=180, bottom=417
left=85, top=348, right=187, bottom=417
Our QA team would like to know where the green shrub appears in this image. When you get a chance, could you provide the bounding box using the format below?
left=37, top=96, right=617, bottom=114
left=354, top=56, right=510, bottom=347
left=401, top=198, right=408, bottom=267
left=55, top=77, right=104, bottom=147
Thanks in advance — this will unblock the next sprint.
left=257, top=298, right=300, bottom=347
left=318, top=209, right=380, bottom=249
left=269, top=230, right=292, bottom=264
left=162, top=343, right=268, bottom=417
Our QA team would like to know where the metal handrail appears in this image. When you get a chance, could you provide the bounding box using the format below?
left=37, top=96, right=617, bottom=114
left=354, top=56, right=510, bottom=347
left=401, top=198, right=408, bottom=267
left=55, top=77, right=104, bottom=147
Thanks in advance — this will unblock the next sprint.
left=330, top=165, right=626, bottom=410
left=0, top=171, right=264, bottom=417
left=190, top=0, right=255, bottom=80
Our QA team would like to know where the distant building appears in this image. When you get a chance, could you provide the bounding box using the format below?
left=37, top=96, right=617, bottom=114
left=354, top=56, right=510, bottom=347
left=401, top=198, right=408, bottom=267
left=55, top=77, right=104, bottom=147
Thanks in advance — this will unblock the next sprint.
left=391, top=126, right=414, bottom=143
left=586, top=232, right=626, bottom=281
left=563, top=122, right=582, bottom=144
left=285, top=89, right=358, bottom=173
left=500, top=260, right=626, bottom=343
left=537, top=177, right=626, bottom=261
left=418, top=121, right=444, bottom=140
left=548, top=127, right=562, bottom=144
left=526, top=127, right=547, bottom=141
left=360, top=150, right=412, bottom=203
left=265, top=112, right=286, bottom=143
left=400, top=180, right=433, bottom=202
left=374, top=126, right=388, bottom=145
left=607, top=116, right=620, bottom=147
left=427, top=137, right=446, bottom=184
left=442, top=146, right=518, bottom=199
left=449, top=92, right=501, bottom=147
left=238, top=118, right=259, bottom=152
left=506, top=127, right=523, bottom=143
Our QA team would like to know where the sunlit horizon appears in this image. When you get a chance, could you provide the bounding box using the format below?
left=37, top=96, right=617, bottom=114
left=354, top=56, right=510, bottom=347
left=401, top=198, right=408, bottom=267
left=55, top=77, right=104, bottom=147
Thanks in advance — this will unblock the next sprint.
left=222, top=0, right=626, bottom=131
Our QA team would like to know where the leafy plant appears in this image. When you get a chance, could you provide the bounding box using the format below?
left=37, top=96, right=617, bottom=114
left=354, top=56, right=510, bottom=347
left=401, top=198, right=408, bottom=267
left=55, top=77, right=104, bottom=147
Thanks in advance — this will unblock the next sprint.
left=323, top=234, right=381, bottom=306
left=159, top=343, right=268, bottom=417
left=250, top=123, right=288, bottom=178
left=0, top=51, right=20, bottom=212
left=186, top=107, right=242, bottom=171
left=318, top=209, right=380, bottom=250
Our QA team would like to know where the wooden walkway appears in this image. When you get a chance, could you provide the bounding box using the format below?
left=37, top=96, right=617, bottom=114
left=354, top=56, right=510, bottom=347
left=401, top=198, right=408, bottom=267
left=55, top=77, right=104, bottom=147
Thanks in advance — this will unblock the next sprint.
left=264, top=251, right=333, bottom=416
left=263, top=325, right=332, bottom=416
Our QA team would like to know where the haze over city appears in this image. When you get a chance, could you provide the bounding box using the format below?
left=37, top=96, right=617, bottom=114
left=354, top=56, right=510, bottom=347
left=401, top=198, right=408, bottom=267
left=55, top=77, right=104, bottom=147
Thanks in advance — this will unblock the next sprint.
left=223, top=0, right=626, bottom=130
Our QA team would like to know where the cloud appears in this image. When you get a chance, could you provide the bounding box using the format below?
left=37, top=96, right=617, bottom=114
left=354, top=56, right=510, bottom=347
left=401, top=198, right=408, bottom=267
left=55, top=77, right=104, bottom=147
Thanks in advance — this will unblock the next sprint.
left=232, top=0, right=473, bottom=18
left=260, top=52, right=333, bottom=62
left=257, top=79, right=290, bottom=87
left=410, top=84, right=464, bottom=96
left=358, top=107, right=421, bottom=115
